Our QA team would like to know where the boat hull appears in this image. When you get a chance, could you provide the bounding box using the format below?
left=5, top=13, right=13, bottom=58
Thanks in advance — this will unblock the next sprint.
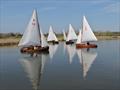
left=48, top=41, right=59, bottom=44
left=76, top=44, right=97, bottom=48
left=20, top=46, right=49, bottom=54
left=66, top=41, right=74, bottom=45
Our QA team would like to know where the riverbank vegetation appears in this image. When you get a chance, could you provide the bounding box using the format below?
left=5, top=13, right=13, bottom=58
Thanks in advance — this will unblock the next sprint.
left=0, top=32, right=120, bottom=47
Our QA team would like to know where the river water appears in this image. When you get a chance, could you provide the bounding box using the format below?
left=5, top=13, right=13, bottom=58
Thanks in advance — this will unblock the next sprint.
left=0, top=40, right=120, bottom=90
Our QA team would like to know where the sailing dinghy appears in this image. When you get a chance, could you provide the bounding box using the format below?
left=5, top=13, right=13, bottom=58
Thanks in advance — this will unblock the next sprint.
left=76, top=16, right=97, bottom=48
left=66, top=24, right=77, bottom=44
left=47, top=25, right=59, bottom=44
left=18, top=9, right=49, bottom=53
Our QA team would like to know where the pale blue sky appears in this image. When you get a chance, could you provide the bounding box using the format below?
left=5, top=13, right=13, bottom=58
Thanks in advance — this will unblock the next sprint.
left=0, top=0, right=120, bottom=33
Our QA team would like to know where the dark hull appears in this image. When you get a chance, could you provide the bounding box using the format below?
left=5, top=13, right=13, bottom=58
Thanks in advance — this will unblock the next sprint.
left=20, top=46, right=49, bottom=54
left=48, top=41, right=59, bottom=44
left=76, top=44, right=97, bottom=48
left=66, top=41, right=74, bottom=45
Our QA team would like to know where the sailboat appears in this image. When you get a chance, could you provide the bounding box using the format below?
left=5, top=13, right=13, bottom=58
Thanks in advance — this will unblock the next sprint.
left=18, top=9, right=49, bottom=53
left=66, top=24, right=77, bottom=44
left=47, top=25, right=59, bottom=44
left=77, top=49, right=97, bottom=79
left=63, top=30, right=66, bottom=41
left=76, top=16, right=97, bottom=48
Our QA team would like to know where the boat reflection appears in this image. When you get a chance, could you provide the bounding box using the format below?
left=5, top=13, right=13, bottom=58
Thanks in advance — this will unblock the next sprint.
left=66, top=45, right=76, bottom=64
left=77, top=49, right=97, bottom=79
left=20, top=53, right=49, bottom=90
left=49, top=44, right=58, bottom=59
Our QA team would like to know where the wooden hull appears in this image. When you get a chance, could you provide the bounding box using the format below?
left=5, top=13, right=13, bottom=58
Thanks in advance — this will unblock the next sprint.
left=76, top=44, right=97, bottom=48
left=48, top=41, right=59, bottom=44
left=66, top=41, right=74, bottom=45
left=20, top=46, right=49, bottom=54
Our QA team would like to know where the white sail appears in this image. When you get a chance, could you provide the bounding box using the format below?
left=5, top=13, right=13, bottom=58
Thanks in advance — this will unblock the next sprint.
left=82, top=16, right=97, bottom=42
left=76, top=29, right=82, bottom=44
left=47, top=26, right=58, bottom=42
left=76, top=49, right=82, bottom=64
left=82, top=50, right=97, bottom=79
left=18, top=9, right=41, bottom=47
left=66, top=24, right=77, bottom=41
left=49, top=44, right=58, bottom=59
left=66, top=45, right=76, bottom=64
left=63, top=30, right=66, bottom=40
left=40, top=29, right=48, bottom=47
left=20, top=56, right=42, bottom=90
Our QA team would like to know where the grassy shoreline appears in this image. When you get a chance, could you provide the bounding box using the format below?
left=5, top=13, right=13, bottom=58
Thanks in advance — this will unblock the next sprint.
left=0, top=35, right=120, bottom=47
left=0, top=32, right=120, bottom=47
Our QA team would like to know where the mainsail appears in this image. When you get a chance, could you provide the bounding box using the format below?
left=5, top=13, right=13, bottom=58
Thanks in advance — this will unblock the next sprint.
left=18, top=9, right=41, bottom=47
left=47, top=26, right=58, bottom=42
left=66, top=24, right=77, bottom=41
left=82, top=16, right=97, bottom=42
left=40, top=29, right=48, bottom=47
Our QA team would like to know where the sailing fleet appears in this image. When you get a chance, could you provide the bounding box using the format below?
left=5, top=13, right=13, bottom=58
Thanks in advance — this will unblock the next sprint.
left=18, top=9, right=98, bottom=54
left=18, top=9, right=98, bottom=90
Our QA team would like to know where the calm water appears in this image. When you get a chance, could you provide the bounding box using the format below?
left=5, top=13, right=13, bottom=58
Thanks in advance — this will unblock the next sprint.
left=0, top=40, right=120, bottom=90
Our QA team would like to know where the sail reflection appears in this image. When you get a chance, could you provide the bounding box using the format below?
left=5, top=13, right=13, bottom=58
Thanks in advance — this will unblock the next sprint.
left=66, top=45, right=76, bottom=64
left=77, top=49, right=97, bottom=79
left=49, top=44, right=58, bottom=59
left=20, top=54, right=49, bottom=90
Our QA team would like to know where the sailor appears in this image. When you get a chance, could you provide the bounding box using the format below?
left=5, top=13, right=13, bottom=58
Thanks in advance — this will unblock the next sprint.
left=87, top=42, right=90, bottom=45
left=34, top=46, right=38, bottom=50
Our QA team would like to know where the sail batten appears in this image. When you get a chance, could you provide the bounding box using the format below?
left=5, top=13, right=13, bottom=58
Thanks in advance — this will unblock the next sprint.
left=47, top=26, right=58, bottom=42
left=18, top=9, right=41, bottom=47
left=66, top=24, right=77, bottom=41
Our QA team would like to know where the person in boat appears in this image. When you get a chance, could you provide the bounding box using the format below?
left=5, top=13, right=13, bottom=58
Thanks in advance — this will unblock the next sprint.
left=87, top=42, right=90, bottom=45
left=34, top=46, right=38, bottom=50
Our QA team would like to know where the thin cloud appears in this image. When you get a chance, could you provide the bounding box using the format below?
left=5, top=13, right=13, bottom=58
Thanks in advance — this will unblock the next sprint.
left=42, top=7, right=56, bottom=10
left=91, top=0, right=109, bottom=4
left=104, top=2, right=120, bottom=13
left=40, top=7, right=57, bottom=12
